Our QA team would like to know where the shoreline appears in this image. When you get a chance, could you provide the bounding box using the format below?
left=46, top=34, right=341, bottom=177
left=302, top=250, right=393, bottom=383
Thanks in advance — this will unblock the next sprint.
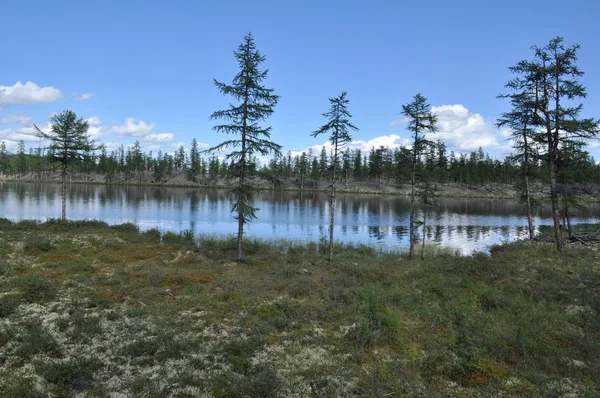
left=3, top=171, right=599, bottom=201
left=0, top=173, right=543, bottom=200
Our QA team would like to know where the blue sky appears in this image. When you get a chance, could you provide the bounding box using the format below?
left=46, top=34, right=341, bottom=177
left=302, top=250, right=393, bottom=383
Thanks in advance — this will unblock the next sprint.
left=1, top=0, right=599, bottom=161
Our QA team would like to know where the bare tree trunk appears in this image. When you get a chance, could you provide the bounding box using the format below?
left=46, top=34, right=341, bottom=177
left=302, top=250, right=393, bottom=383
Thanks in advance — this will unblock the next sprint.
left=345, top=168, right=349, bottom=188
left=551, top=68, right=564, bottom=251
left=524, top=173, right=534, bottom=240
left=61, top=164, right=67, bottom=220
left=566, top=208, right=572, bottom=238
left=237, top=212, right=244, bottom=261
left=421, top=211, right=426, bottom=260
left=328, top=140, right=338, bottom=262
left=409, top=161, right=416, bottom=259
left=549, top=158, right=564, bottom=251
left=237, top=132, right=246, bottom=262
left=521, top=129, right=535, bottom=240
left=329, top=187, right=335, bottom=261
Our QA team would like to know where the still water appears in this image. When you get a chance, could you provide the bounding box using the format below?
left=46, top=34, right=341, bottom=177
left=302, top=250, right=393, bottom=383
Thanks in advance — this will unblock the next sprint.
left=1, top=182, right=599, bottom=254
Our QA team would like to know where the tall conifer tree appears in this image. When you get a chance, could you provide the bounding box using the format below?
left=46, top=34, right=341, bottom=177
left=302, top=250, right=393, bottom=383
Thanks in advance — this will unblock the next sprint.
left=208, top=32, right=281, bottom=261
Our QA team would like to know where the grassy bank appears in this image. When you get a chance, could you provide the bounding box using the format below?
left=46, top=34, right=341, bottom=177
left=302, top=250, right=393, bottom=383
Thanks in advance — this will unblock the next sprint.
left=0, top=220, right=599, bottom=397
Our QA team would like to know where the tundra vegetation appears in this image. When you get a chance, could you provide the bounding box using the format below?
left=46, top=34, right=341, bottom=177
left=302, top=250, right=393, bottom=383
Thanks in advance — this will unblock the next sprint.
left=0, top=35, right=599, bottom=396
left=0, top=219, right=599, bottom=396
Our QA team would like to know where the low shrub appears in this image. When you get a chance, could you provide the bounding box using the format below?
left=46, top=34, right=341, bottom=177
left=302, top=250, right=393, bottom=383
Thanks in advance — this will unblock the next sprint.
left=0, top=294, right=20, bottom=318
left=162, top=231, right=182, bottom=244
left=15, top=321, right=61, bottom=359
left=38, top=356, right=102, bottom=392
left=18, top=275, right=58, bottom=303
left=0, top=377, right=47, bottom=398
left=143, top=227, right=162, bottom=241
left=23, top=237, right=54, bottom=253
left=181, top=229, right=196, bottom=245
left=0, top=260, right=11, bottom=276
left=110, top=222, right=139, bottom=233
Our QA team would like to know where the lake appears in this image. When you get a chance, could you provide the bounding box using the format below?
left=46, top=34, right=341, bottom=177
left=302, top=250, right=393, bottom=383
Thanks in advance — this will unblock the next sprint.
left=1, top=182, right=599, bottom=254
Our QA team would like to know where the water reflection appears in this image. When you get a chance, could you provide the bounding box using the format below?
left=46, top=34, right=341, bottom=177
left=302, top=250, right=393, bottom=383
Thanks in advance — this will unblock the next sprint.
left=1, top=182, right=599, bottom=254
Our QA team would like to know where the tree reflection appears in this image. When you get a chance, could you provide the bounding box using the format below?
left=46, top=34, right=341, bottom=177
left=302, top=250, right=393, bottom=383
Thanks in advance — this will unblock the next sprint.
left=2, top=182, right=600, bottom=253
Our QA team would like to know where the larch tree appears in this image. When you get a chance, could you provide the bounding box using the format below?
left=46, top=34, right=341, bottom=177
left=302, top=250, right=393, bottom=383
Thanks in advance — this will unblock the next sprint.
left=34, top=110, right=96, bottom=220
left=401, top=93, right=438, bottom=259
left=207, top=32, right=281, bottom=262
left=497, top=85, right=539, bottom=240
left=506, top=37, right=599, bottom=251
left=312, top=91, right=358, bottom=261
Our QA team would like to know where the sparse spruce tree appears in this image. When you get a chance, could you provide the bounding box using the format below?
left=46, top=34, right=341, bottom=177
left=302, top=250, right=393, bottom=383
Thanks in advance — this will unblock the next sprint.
left=401, top=94, right=438, bottom=259
left=312, top=91, right=358, bottom=261
left=15, top=140, right=27, bottom=174
left=189, top=138, right=201, bottom=181
left=34, top=110, right=96, bottom=220
left=298, top=151, right=309, bottom=190
left=0, top=141, right=10, bottom=176
left=207, top=32, right=281, bottom=262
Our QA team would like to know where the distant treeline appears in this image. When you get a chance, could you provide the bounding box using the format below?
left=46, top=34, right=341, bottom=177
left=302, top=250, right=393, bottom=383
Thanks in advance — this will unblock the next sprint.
left=1, top=138, right=599, bottom=188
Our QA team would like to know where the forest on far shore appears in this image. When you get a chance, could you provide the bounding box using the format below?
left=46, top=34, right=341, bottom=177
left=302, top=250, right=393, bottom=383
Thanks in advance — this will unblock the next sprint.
left=2, top=139, right=600, bottom=193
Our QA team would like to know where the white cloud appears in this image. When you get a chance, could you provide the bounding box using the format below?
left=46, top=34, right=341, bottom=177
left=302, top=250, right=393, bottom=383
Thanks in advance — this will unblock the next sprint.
left=0, top=81, right=62, bottom=105
left=388, top=118, right=408, bottom=127
left=145, top=133, right=175, bottom=142
left=100, top=118, right=198, bottom=153
left=428, top=104, right=511, bottom=154
left=291, top=104, right=513, bottom=161
left=0, top=114, right=32, bottom=125
left=111, top=118, right=156, bottom=137
left=76, top=92, right=95, bottom=101
left=389, top=104, right=512, bottom=154
left=0, top=125, right=42, bottom=144
left=86, top=116, right=101, bottom=126
left=290, top=134, right=411, bottom=158
left=85, top=116, right=103, bottom=140
left=0, top=113, right=200, bottom=157
left=108, top=118, right=179, bottom=148
left=0, top=139, right=18, bottom=153
left=348, top=134, right=410, bottom=152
